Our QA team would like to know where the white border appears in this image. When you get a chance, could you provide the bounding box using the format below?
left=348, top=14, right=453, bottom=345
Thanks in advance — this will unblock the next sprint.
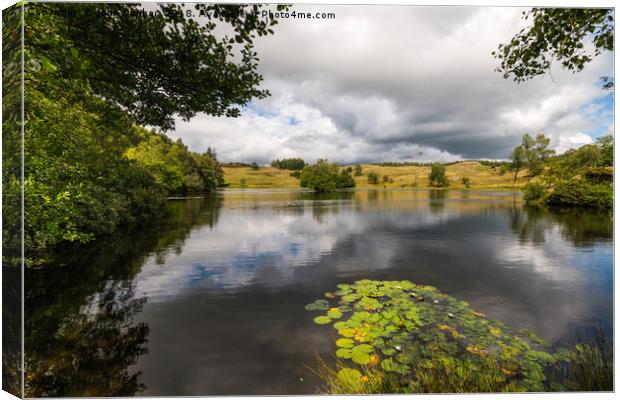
left=0, top=1, right=616, bottom=400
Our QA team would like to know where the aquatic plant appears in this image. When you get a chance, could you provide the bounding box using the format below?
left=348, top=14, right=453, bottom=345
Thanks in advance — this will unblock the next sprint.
left=306, top=280, right=609, bottom=393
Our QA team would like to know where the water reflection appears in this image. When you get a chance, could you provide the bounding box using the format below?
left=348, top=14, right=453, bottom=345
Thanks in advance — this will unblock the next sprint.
left=25, top=190, right=612, bottom=396
left=24, top=195, right=222, bottom=397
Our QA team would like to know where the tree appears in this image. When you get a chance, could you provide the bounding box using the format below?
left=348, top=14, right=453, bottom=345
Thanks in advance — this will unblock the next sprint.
left=251, top=162, right=260, bottom=170
left=299, top=160, right=356, bottom=192
left=271, top=157, right=306, bottom=170
left=429, top=164, right=449, bottom=187
left=336, top=170, right=356, bottom=189
left=493, top=8, right=614, bottom=87
left=461, top=177, right=471, bottom=188
left=367, top=172, right=380, bottom=185
left=520, top=133, right=555, bottom=176
left=354, top=165, right=363, bottom=176
left=596, top=135, right=613, bottom=166
left=25, top=3, right=289, bottom=130
left=510, top=145, right=526, bottom=188
left=7, top=2, right=286, bottom=264
left=125, top=129, right=224, bottom=194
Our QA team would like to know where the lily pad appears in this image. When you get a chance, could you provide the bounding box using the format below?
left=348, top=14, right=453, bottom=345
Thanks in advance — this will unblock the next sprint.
left=305, top=299, right=330, bottom=311
left=337, top=367, right=362, bottom=384
left=336, top=338, right=355, bottom=348
left=314, top=316, right=332, bottom=325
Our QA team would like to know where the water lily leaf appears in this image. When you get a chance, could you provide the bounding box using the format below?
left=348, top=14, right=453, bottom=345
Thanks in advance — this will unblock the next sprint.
left=336, top=338, right=355, bottom=349
left=342, top=294, right=360, bottom=302
left=327, top=308, right=343, bottom=319
left=381, top=358, right=404, bottom=372
left=305, top=299, right=330, bottom=311
left=335, top=348, right=352, bottom=359
left=338, top=328, right=356, bottom=338
left=337, top=368, right=362, bottom=384
left=351, top=352, right=372, bottom=365
left=333, top=321, right=348, bottom=330
left=314, top=316, right=332, bottom=325
left=352, top=343, right=374, bottom=354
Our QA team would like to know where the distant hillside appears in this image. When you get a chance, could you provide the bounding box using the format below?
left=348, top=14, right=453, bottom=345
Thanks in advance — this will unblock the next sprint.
left=222, top=161, right=529, bottom=190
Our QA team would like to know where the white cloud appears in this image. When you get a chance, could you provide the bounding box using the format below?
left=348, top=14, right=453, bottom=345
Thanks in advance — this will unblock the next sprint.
left=171, top=5, right=614, bottom=163
left=554, top=132, right=594, bottom=154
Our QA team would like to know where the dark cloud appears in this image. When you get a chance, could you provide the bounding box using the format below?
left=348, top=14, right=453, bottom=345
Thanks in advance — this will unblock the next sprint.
left=172, top=5, right=613, bottom=163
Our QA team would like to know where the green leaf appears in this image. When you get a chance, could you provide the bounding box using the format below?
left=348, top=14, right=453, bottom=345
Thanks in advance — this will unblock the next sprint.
left=39, top=55, right=57, bottom=73
left=313, top=316, right=331, bottom=325
left=336, top=368, right=362, bottom=385
left=336, top=338, right=354, bottom=349
left=335, top=348, right=352, bottom=359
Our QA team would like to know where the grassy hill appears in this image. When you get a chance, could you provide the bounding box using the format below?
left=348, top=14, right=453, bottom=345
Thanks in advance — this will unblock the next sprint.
left=223, top=161, right=530, bottom=190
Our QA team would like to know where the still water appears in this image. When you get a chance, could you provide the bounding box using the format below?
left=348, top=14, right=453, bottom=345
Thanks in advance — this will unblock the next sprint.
left=25, top=189, right=613, bottom=396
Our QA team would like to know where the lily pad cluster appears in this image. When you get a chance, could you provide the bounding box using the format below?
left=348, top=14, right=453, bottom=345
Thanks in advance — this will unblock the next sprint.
left=306, top=280, right=567, bottom=392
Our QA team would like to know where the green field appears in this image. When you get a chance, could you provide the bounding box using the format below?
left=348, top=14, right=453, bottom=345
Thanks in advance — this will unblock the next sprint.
left=223, top=161, right=530, bottom=190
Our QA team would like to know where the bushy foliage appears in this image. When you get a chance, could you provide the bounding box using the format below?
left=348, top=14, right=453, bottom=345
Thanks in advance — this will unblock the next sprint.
left=523, top=182, right=546, bottom=203
left=582, top=167, right=613, bottom=184
left=367, top=172, right=380, bottom=185
left=354, top=165, right=363, bottom=176
left=337, top=170, right=356, bottom=189
left=300, top=160, right=356, bottom=192
left=428, top=164, right=449, bottom=187
left=23, top=3, right=287, bottom=130
left=5, top=2, right=262, bottom=266
left=461, top=177, right=471, bottom=188
left=125, top=132, right=223, bottom=195
left=509, top=133, right=613, bottom=210
left=19, top=88, right=168, bottom=266
left=546, top=181, right=612, bottom=210
left=494, top=9, right=613, bottom=85
left=271, top=157, right=306, bottom=170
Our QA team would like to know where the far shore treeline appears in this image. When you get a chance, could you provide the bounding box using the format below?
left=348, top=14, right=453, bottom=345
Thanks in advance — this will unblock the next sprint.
left=228, top=132, right=612, bottom=211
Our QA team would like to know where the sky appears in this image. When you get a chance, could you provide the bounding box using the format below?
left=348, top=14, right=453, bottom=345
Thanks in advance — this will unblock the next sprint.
left=169, top=5, right=614, bottom=164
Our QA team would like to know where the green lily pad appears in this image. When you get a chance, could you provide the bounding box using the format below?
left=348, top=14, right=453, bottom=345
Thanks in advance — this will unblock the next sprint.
left=335, top=348, right=352, bottom=359
left=337, top=368, right=362, bottom=385
left=327, top=308, right=343, bottom=318
left=313, top=316, right=332, bottom=325
left=336, top=338, right=355, bottom=348
left=305, top=299, right=330, bottom=311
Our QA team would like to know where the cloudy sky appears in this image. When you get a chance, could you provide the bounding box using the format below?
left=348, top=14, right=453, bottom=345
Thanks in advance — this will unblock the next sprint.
left=169, top=5, right=614, bottom=164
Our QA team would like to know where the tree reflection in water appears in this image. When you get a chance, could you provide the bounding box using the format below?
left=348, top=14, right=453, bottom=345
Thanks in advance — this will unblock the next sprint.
left=509, top=205, right=612, bottom=247
left=24, top=195, right=222, bottom=397
left=25, top=281, right=148, bottom=397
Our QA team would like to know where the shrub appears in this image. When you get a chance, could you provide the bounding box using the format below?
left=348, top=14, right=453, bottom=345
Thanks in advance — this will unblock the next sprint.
left=300, top=160, right=356, bottom=192
left=367, top=172, right=379, bottom=185
left=429, top=164, right=449, bottom=187
left=382, top=175, right=390, bottom=183
left=290, top=170, right=301, bottom=179
left=251, top=162, right=259, bottom=170
left=582, top=167, right=613, bottom=184
left=546, top=181, right=612, bottom=210
left=354, top=165, right=363, bottom=176
left=336, top=170, right=356, bottom=188
left=271, top=157, right=306, bottom=170
left=461, top=176, right=471, bottom=188
left=523, top=182, right=546, bottom=203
